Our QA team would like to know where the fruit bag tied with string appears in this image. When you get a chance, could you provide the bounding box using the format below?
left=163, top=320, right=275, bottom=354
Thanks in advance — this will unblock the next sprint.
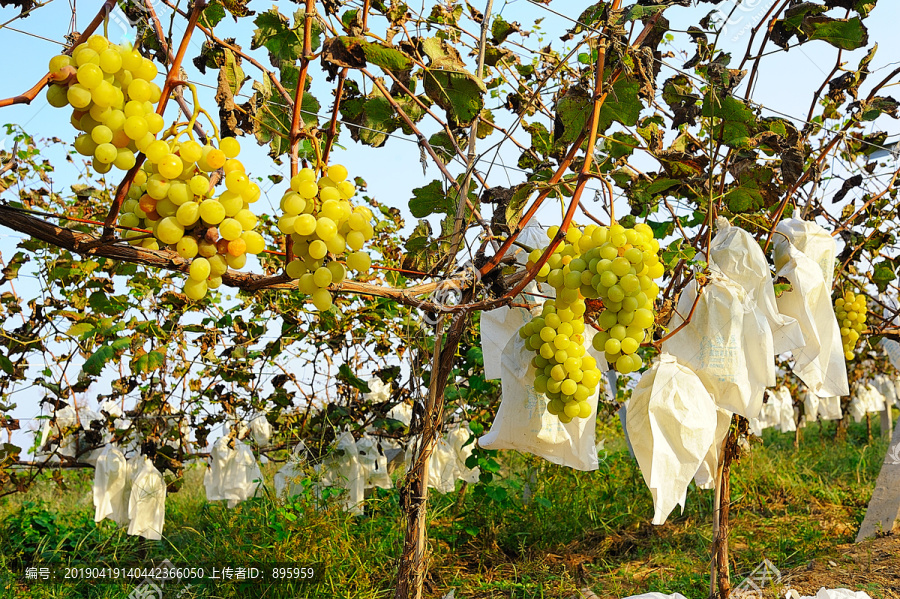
left=480, top=222, right=548, bottom=381
left=772, top=219, right=849, bottom=399
left=662, top=270, right=774, bottom=419
left=478, top=313, right=604, bottom=471
left=626, top=353, right=717, bottom=525
left=707, top=217, right=804, bottom=354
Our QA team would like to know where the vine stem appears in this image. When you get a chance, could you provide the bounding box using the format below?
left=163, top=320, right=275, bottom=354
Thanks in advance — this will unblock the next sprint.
left=446, top=0, right=495, bottom=264
left=102, top=0, right=208, bottom=238
left=143, top=0, right=208, bottom=142
left=286, top=0, right=317, bottom=265
left=0, top=0, right=116, bottom=108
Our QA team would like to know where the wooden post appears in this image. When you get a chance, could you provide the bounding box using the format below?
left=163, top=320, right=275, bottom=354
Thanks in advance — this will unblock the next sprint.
left=881, top=405, right=893, bottom=438
left=711, top=418, right=745, bottom=599
left=394, top=308, right=471, bottom=599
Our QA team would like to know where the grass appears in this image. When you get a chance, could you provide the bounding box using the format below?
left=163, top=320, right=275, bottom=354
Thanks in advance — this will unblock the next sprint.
left=0, top=416, right=892, bottom=599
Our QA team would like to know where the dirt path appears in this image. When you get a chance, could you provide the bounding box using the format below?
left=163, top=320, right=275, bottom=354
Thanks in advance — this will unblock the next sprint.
left=780, top=534, right=899, bottom=599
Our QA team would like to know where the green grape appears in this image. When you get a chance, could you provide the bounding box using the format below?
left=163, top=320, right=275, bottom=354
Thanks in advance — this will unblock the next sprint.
left=199, top=199, right=225, bottom=224
left=176, top=237, right=198, bottom=259
left=189, top=257, right=211, bottom=281
left=208, top=255, right=228, bottom=277
left=176, top=202, right=200, bottom=226
left=184, top=278, right=207, bottom=300
left=156, top=217, right=184, bottom=245
left=219, top=218, right=242, bottom=241
left=286, top=260, right=306, bottom=279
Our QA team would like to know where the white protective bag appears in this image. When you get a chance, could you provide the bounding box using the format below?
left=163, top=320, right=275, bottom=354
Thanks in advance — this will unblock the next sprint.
left=446, top=422, right=480, bottom=484
left=363, top=377, right=392, bottom=403
left=479, top=326, right=604, bottom=471
left=773, top=220, right=849, bottom=399
left=873, top=374, right=898, bottom=407
left=93, top=445, right=128, bottom=524
left=774, top=219, right=837, bottom=288
left=427, top=436, right=459, bottom=494
left=880, top=338, right=900, bottom=372
left=817, top=396, right=843, bottom=421
left=274, top=441, right=309, bottom=498
left=355, top=435, right=393, bottom=490
left=626, top=354, right=717, bottom=524
left=708, top=217, right=803, bottom=354
left=221, top=442, right=263, bottom=508
left=662, top=271, right=774, bottom=419
left=864, top=383, right=886, bottom=413
left=249, top=414, right=272, bottom=447
left=480, top=222, right=551, bottom=380
left=775, top=387, right=797, bottom=433
left=127, top=456, right=166, bottom=540
left=803, top=387, right=820, bottom=427
left=204, top=436, right=235, bottom=503
left=315, top=431, right=365, bottom=514
left=693, top=408, right=733, bottom=490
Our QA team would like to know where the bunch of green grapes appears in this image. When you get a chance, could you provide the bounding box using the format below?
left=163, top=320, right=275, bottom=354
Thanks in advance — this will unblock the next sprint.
left=119, top=136, right=265, bottom=300
left=46, top=35, right=163, bottom=174
left=835, top=290, right=867, bottom=361
left=517, top=296, right=602, bottom=422
left=526, top=222, right=663, bottom=375
left=277, top=164, right=375, bottom=311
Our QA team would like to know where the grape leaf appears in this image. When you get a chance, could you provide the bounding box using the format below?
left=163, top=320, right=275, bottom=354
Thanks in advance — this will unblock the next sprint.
left=423, top=66, right=486, bottom=128
left=83, top=337, right=132, bottom=376
left=409, top=180, right=454, bottom=218
left=337, top=364, right=371, bottom=392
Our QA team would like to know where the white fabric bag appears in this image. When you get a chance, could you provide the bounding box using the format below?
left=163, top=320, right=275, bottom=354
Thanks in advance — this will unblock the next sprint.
left=873, top=374, right=898, bottom=407
left=93, top=445, right=128, bottom=524
left=662, top=271, right=774, bottom=419
left=356, top=435, right=393, bottom=490
left=222, top=442, right=263, bottom=508
left=818, top=396, right=843, bottom=421
left=363, top=377, right=392, bottom=403
left=447, top=422, right=480, bottom=484
left=480, top=222, right=551, bottom=380
left=127, top=456, right=166, bottom=540
left=626, top=353, right=717, bottom=524
left=693, top=408, right=733, bottom=490
left=204, top=436, right=235, bottom=503
left=315, top=432, right=365, bottom=514
left=249, top=414, right=272, bottom=447
left=386, top=402, right=412, bottom=426
left=708, top=217, right=803, bottom=354
left=428, top=436, right=459, bottom=494
left=803, top=388, right=820, bottom=426
left=773, top=220, right=849, bottom=398
left=775, top=387, right=797, bottom=433
left=479, top=326, right=603, bottom=471
left=774, top=219, right=836, bottom=287
left=274, top=441, right=309, bottom=498
left=864, top=383, right=886, bottom=413
left=480, top=306, right=532, bottom=380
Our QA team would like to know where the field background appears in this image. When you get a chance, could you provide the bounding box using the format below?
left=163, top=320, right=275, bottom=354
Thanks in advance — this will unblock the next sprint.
left=0, top=415, right=896, bottom=599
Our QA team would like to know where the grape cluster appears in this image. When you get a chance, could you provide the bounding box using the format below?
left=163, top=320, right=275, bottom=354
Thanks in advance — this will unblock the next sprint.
left=835, top=291, right=867, bottom=361
left=46, top=35, right=163, bottom=175
left=277, top=164, right=375, bottom=311
left=526, top=222, right=663, bottom=375
left=119, top=136, right=264, bottom=299
left=517, top=297, right=603, bottom=422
